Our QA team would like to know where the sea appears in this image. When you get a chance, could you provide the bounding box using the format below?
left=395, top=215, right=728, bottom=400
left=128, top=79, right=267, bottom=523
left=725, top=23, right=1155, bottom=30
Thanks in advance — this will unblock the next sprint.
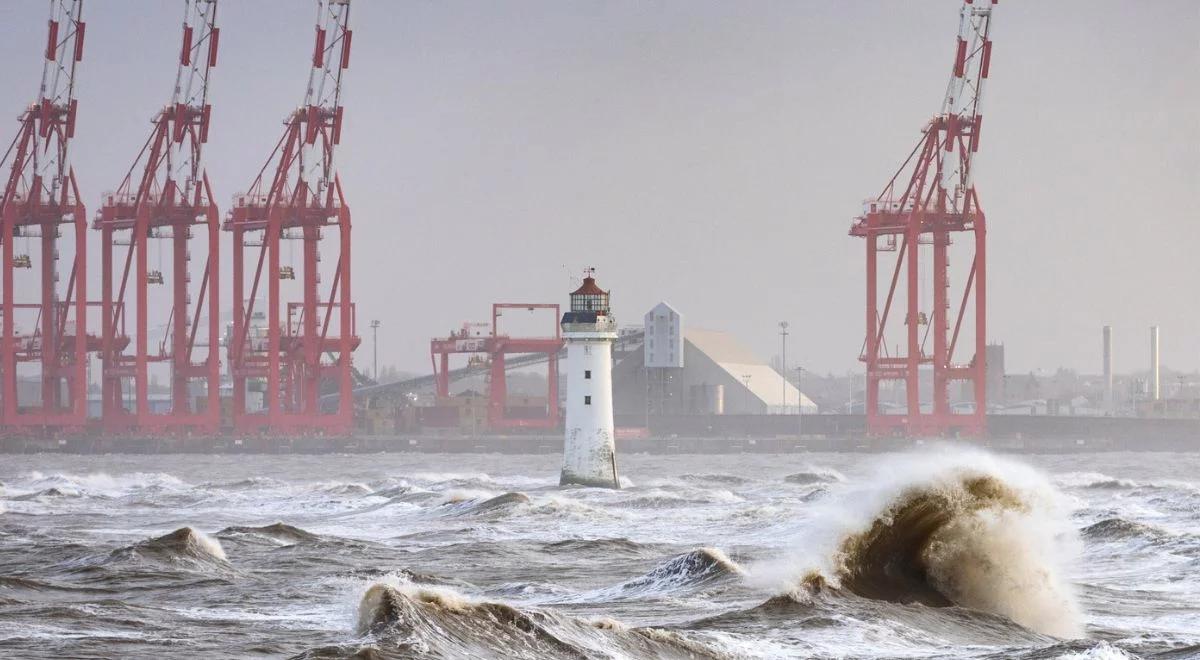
left=1, top=448, right=1198, bottom=659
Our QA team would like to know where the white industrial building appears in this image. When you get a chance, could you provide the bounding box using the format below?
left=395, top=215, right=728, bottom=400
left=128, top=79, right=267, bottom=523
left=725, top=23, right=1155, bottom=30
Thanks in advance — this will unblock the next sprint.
left=613, top=304, right=816, bottom=416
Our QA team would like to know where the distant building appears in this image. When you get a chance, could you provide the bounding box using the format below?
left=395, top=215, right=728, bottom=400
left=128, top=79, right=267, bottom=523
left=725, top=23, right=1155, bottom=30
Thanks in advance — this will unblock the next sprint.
left=614, top=327, right=817, bottom=416
left=1136, top=397, right=1200, bottom=419
left=644, top=302, right=683, bottom=369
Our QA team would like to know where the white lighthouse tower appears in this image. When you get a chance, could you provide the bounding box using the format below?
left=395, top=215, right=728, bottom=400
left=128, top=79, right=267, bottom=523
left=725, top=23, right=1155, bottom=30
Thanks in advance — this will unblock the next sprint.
left=560, top=269, right=620, bottom=488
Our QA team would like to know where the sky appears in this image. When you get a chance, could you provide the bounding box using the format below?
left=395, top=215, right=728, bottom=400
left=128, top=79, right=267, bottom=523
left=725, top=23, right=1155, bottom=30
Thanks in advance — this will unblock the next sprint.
left=0, top=0, right=1196, bottom=378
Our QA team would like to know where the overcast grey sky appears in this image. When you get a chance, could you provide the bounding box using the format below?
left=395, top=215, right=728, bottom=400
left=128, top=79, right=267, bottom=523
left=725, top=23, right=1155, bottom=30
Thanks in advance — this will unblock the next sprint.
left=0, top=1, right=1196, bottom=377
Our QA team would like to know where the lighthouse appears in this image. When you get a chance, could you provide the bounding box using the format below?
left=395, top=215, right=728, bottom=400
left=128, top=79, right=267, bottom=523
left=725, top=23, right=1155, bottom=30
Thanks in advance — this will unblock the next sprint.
left=560, top=269, right=620, bottom=488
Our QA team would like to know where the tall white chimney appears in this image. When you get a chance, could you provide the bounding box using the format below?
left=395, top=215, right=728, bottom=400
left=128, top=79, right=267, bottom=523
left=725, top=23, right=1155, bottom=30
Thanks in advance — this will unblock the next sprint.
left=1150, top=325, right=1161, bottom=401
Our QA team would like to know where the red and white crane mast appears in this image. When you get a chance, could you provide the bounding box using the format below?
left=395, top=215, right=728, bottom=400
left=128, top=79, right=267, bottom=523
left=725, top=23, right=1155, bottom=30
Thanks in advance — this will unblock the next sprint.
left=0, top=0, right=89, bottom=436
left=95, top=0, right=221, bottom=434
left=939, top=0, right=993, bottom=207
left=225, top=0, right=358, bottom=436
left=849, top=0, right=996, bottom=437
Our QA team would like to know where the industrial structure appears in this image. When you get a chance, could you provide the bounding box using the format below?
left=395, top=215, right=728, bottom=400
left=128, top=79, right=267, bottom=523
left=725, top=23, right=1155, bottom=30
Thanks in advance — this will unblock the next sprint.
left=0, top=0, right=367, bottom=442
left=614, top=324, right=816, bottom=417
left=560, top=270, right=620, bottom=489
left=1, top=2, right=1194, bottom=452
left=0, top=0, right=91, bottom=438
left=430, top=303, right=563, bottom=431
left=95, top=0, right=221, bottom=435
left=224, top=0, right=359, bottom=436
left=849, top=0, right=996, bottom=437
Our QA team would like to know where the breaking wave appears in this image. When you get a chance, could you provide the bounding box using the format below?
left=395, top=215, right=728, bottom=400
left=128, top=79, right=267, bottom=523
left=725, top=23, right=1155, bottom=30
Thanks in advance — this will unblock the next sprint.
left=466, top=491, right=531, bottom=514
left=771, top=449, right=1084, bottom=639
left=783, top=465, right=846, bottom=485
left=1081, top=518, right=1170, bottom=544
left=351, top=583, right=727, bottom=659
left=109, top=527, right=228, bottom=566
left=599, top=548, right=743, bottom=598
left=10, top=487, right=84, bottom=501
left=217, top=522, right=319, bottom=545
left=319, top=482, right=373, bottom=496
left=23, top=471, right=185, bottom=495
left=437, top=489, right=498, bottom=507
left=1054, top=472, right=1139, bottom=490
left=526, top=495, right=625, bottom=521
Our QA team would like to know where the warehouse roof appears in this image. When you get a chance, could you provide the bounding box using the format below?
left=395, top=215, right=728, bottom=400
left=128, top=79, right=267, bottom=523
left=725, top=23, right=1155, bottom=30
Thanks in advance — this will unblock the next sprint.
left=684, top=329, right=817, bottom=412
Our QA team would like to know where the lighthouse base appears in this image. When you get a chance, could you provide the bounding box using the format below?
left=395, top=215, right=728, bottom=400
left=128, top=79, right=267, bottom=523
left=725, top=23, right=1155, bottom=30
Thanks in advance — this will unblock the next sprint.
left=559, top=469, right=620, bottom=489
left=560, top=431, right=619, bottom=489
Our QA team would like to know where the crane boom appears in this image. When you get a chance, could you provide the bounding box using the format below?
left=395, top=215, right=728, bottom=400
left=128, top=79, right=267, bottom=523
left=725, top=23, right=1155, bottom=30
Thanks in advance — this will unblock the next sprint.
left=300, top=0, right=352, bottom=202
left=939, top=0, right=995, bottom=201
left=167, top=0, right=220, bottom=202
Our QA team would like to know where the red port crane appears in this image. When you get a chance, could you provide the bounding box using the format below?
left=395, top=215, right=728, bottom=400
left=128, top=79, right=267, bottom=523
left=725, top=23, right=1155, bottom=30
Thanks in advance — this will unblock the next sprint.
left=224, top=0, right=358, bottom=436
left=849, top=0, right=996, bottom=437
left=0, top=0, right=90, bottom=437
left=95, top=0, right=221, bottom=435
left=431, top=304, right=563, bottom=431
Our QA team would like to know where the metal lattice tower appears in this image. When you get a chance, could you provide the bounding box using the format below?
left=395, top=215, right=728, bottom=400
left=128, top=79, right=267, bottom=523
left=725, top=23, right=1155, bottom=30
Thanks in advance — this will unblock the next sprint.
left=849, top=0, right=996, bottom=437
left=0, top=0, right=90, bottom=437
left=95, top=0, right=221, bottom=435
left=224, top=0, right=358, bottom=436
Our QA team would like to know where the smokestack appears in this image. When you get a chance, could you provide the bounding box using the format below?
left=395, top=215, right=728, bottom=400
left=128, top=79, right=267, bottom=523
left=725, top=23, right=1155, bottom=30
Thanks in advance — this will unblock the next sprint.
left=1150, top=325, right=1161, bottom=401
left=1103, top=325, right=1113, bottom=411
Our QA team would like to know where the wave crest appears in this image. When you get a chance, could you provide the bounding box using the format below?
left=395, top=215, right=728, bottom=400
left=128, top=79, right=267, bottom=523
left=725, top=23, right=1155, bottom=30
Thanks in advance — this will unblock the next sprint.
left=1080, top=517, right=1179, bottom=547
left=469, top=491, right=531, bottom=514
left=355, top=583, right=726, bottom=659
left=112, top=527, right=228, bottom=565
left=620, top=548, right=743, bottom=594
left=779, top=450, right=1084, bottom=639
left=784, top=466, right=846, bottom=485
left=217, top=522, right=319, bottom=545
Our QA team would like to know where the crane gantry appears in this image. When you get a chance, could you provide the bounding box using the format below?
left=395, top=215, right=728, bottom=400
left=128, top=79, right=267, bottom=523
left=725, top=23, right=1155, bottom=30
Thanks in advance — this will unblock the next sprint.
left=0, top=0, right=90, bottom=438
left=849, top=0, right=997, bottom=437
left=224, top=0, right=359, bottom=436
left=95, top=0, right=222, bottom=435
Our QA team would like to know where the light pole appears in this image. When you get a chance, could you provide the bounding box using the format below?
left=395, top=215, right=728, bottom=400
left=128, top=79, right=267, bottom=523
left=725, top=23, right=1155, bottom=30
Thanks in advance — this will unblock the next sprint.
left=741, top=373, right=752, bottom=413
left=779, top=321, right=789, bottom=414
left=370, top=319, right=381, bottom=381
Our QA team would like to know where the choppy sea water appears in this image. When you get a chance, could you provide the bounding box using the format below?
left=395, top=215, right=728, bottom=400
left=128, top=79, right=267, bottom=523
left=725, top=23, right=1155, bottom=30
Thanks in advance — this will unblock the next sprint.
left=1, top=449, right=1199, bottom=659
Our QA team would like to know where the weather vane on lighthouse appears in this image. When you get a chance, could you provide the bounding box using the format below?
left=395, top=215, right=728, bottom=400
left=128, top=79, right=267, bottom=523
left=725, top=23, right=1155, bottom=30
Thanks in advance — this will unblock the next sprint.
left=559, top=268, right=620, bottom=488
